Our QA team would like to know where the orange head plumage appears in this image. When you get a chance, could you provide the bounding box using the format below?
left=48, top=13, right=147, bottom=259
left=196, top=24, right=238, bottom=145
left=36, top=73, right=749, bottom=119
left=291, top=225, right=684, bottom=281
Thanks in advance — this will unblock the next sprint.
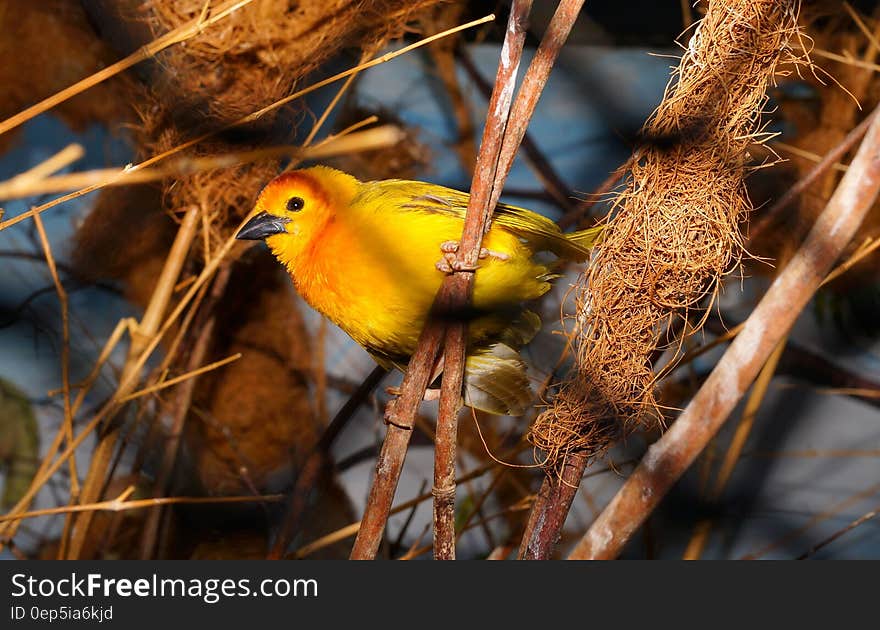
left=236, top=166, right=359, bottom=270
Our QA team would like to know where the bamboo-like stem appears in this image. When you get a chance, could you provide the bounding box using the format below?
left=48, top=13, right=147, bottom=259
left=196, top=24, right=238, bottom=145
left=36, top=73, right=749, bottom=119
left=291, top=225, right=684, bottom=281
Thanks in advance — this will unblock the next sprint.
left=432, top=0, right=533, bottom=560
left=65, top=208, right=200, bottom=559
left=31, top=212, right=78, bottom=558
left=138, top=265, right=233, bottom=559
left=0, top=126, right=402, bottom=202
left=568, top=104, right=880, bottom=560
left=347, top=318, right=446, bottom=559
left=0, top=0, right=256, bottom=138
left=0, top=490, right=284, bottom=524
left=438, top=0, right=533, bottom=560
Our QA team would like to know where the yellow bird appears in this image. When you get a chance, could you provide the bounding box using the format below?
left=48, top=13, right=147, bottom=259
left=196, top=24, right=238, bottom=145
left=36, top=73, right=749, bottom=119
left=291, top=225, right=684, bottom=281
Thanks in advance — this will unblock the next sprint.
left=236, top=165, right=601, bottom=415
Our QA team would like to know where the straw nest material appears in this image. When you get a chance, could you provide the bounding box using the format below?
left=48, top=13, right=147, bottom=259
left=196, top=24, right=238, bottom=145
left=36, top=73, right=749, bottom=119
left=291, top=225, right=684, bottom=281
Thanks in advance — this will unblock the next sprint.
left=143, top=0, right=445, bottom=125
left=529, top=0, right=806, bottom=470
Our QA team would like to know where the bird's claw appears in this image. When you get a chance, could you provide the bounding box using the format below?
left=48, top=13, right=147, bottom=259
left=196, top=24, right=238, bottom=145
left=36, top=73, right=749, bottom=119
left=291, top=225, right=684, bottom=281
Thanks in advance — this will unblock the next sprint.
left=384, top=385, right=441, bottom=401
left=435, top=241, right=509, bottom=274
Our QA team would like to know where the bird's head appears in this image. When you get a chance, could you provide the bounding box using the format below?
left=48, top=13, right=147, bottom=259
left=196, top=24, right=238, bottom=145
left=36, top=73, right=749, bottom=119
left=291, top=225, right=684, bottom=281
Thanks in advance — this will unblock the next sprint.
left=236, top=166, right=358, bottom=268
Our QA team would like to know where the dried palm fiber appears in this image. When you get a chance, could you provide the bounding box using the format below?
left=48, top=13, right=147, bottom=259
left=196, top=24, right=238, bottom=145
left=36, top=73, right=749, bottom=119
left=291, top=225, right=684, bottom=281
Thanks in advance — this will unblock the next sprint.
left=529, top=0, right=806, bottom=469
left=0, top=0, right=132, bottom=152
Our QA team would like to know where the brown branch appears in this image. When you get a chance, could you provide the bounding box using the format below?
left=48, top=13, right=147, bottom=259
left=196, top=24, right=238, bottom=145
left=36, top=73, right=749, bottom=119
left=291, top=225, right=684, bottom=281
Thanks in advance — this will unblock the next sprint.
left=433, top=0, right=539, bottom=561
left=568, top=102, right=880, bottom=560
left=518, top=318, right=681, bottom=560
left=518, top=450, right=587, bottom=559
left=436, top=0, right=587, bottom=562
left=348, top=3, right=534, bottom=561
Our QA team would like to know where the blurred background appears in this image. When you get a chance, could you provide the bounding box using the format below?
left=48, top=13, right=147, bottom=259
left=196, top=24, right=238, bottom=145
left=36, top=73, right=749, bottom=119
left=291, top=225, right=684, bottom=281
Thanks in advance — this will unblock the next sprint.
left=0, top=0, right=878, bottom=559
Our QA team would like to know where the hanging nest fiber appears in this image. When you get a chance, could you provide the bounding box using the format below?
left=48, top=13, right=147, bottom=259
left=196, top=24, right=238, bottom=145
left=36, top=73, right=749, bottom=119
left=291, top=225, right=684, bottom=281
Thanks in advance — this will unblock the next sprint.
left=529, top=0, right=808, bottom=470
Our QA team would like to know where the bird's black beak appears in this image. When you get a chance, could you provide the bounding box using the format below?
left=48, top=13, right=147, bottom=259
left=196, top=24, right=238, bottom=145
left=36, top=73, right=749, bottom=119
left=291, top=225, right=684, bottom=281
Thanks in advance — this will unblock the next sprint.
left=235, top=212, right=291, bottom=241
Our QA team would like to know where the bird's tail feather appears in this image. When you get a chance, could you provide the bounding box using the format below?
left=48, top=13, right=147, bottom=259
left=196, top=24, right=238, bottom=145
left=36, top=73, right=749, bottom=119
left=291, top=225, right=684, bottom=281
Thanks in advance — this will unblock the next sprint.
left=564, top=225, right=604, bottom=257
left=463, top=343, right=532, bottom=416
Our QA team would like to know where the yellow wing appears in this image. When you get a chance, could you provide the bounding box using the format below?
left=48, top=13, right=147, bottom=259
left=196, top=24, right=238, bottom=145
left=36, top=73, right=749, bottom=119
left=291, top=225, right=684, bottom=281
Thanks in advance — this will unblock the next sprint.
left=355, top=179, right=602, bottom=262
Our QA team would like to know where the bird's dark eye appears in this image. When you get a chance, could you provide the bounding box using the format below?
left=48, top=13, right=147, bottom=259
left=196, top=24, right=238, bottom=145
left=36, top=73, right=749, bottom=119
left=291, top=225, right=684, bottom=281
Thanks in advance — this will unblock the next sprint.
left=286, top=196, right=305, bottom=212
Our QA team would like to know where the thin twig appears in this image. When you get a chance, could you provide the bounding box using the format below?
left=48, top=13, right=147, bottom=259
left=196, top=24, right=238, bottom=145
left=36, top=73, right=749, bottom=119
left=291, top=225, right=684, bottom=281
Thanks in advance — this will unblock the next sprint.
left=0, top=491, right=284, bottom=524
left=138, top=265, right=233, bottom=558
left=568, top=103, right=880, bottom=560
left=31, top=212, right=78, bottom=558
left=1, top=144, right=84, bottom=191
left=743, top=481, right=880, bottom=560
left=0, top=127, right=403, bottom=202
left=796, top=504, right=880, bottom=559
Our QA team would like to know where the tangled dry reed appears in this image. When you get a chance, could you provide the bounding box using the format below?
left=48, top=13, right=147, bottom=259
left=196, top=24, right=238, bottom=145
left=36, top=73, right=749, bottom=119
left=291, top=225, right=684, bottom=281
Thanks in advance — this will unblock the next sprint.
left=529, top=0, right=807, bottom=469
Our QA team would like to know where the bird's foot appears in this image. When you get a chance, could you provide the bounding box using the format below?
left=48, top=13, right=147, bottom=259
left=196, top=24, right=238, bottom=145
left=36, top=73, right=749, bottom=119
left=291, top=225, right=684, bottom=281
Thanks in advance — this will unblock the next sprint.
left=384, top=385, right=441, bottom=401
left=435, top=240, right=510, bottom=273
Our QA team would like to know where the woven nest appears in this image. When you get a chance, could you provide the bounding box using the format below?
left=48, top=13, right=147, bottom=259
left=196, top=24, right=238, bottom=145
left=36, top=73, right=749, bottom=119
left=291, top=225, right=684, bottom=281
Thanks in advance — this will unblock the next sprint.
left=529, top=0, right=808, bottom=470
left=144, top=0, right=442, bottom=125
